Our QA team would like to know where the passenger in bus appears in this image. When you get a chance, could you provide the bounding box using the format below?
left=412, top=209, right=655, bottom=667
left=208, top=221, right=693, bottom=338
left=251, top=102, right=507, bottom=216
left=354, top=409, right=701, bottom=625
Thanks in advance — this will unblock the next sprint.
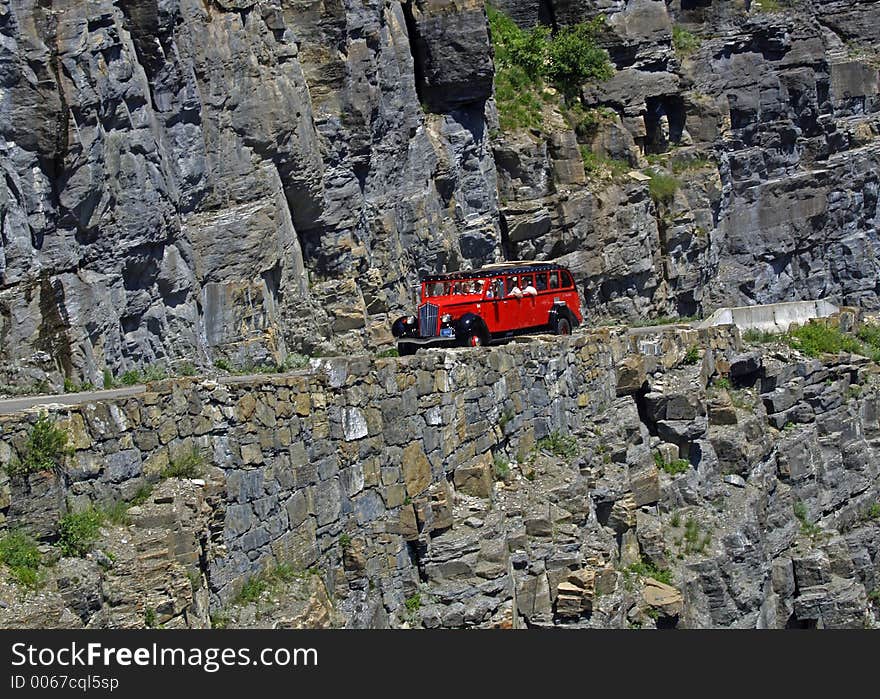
left=508, top=276, right=523, bottom=298
left=524, top=280, right=537, bottom=297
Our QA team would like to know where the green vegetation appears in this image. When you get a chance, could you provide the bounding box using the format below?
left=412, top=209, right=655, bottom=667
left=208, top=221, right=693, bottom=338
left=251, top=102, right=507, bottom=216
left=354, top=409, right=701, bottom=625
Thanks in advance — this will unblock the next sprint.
left=233, top=564, right=315, bottom=606
left=712, top=377, right=732, bottom=390
left=670, top=156, right=713, bottom=175
left=6, top=413, right=70, bottom=478
left=0, top=531, right=43, bottom=588
left=130, top=483, right=154, bottom=506
left=545, top=21, right=615, bottom=96
left=864, top=503, right=880, bottom=521
left=103, top=369, right=114, bottom=389
left=161, top=447, right=205, bottom=479
left=654, top=452, right=690, bottom=475
left=498, top=407, right=515, bottom=431
left=339, top=534, right=352, bottom=551
left=672, top=25, right=701, bottom=56
left=625, top=560, right=673, bottom=586
left=177, top=362, right=198, bottom=377
left=566, top=104, right=616, bottom=140
left=683, top=516, right=711, bottom=554
left=376, top=348, right=399, bottom=358
left=63, top=377, right=95, bottom=394
left=785, top=323, right=862, bottom=358
left=647, top=170, right=680, bottom=206
left=683, top=345, right=700, bottom=365
left=488, top=6, right=613, bottom=131
left=493, top=454, right=511, bottom=481
left=742, top=328, right=780, bottom=344
left=793, top=501, right=822, bottom=537
left=405, top=593, right=422, bottom=613
left=580, top=148, right=631, bottom=180
left=537, top=430, right=579, bottom=459
left=752, top=0, right=786, bottom=12
left=144, top=607, right=157, bottom=628
left=670, top=510, right=681, bottom=528
left=58, top=507, right=104, bottom=557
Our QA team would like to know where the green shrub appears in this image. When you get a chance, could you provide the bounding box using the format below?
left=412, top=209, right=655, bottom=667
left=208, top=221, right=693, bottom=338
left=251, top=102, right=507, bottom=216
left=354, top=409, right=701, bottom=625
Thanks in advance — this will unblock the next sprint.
left=58, top=507, right=104, bottom=557
left=177, top=362, right=198, bottom=377
left=625, top=560, right=673, bottom=586
left=654, top=452, right=689, bottom=475
left=104, top=500, right=132, bottom=526
left=237, top=575, right=270, bottom=604
left=793, top=500, right=821, bottom=537
left=857, top=325, right=880, bottom=363
left=537, top=431, right=579, bottom=459
left=376, top=348, right=399, bottom=359
left=161, top=447, right=205, bottom=479
left=281, top=353, right=310, bottom=370
left=712, top=377, right=732, bottom=390
left=103, top=369, right=115, bottom=389
left=144, top=607, right=157, bottom=628
left=405, top=593, right=421, bottom=612
left=580, top=147, right=630, bottom=180
left=672, top=25, right=701, bottom=56
left=487, top=7, right=613, bottom=131
left=0, top=532, right=43, bottom=588
left=493, top=455, right=511, bottom=481
left=742, top=328, right=779, bottom=344
left=648, top=170, right=679, bottom=206
left=683, top=345, right=700, bottom=365
left=545, top=19, right=614, bottom=97
left=566, top=104, right=616, bottom=140
left=119, top=370, right=141, bottom=386
left=233, top=564, right=315, bottom=605
left=7, top=413, right=70, bottom=477
left=339, top=534, right=352, bottom=550
left=214, top=359, right=233, bottom=372
left=683, top=517, right=711, bottom=554
left=130, top=484, right=154, bottom=506
left=785, top=323, right=862, bottom=358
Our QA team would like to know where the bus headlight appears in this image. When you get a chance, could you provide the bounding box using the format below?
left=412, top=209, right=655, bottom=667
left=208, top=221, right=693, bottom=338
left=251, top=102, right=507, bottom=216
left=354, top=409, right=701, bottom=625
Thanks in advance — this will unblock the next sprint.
left=441, top=314, right=452, bottom=323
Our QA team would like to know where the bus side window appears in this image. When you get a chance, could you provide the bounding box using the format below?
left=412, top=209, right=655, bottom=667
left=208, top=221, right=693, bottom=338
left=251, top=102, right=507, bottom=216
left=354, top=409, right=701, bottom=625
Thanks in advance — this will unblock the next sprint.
left=506, top=276, right=517, bottom=294
left=561, top=270, right=574, bottom=288
left=549, top=271, right=560, bottom=289
left=492, top=278, right=504, bottom=298
left=536, top=273, right=548, bottom=292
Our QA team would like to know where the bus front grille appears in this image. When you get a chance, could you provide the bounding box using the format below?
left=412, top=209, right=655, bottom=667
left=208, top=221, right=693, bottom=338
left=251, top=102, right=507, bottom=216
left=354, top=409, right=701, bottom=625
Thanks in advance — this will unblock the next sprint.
left=419, top=303, right=439, bottom=337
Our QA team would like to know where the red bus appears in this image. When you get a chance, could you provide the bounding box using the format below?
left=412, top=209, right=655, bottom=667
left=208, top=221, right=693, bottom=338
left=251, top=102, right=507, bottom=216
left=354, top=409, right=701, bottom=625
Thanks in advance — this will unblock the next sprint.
left=391, top=262, right=583, bottom=354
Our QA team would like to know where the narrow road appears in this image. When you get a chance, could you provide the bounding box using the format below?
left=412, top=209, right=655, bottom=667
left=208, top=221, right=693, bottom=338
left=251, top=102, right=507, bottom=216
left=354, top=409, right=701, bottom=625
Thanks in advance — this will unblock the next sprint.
left=0, top=386, right=146, bottom=415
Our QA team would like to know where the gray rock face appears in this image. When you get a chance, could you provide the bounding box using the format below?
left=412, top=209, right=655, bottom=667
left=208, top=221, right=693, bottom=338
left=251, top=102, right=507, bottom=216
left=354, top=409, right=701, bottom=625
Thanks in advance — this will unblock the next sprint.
left=491, top=0, right=880, bottom=321
left=1, top=0, right=880, bottom=391
left=0, top=0, right=500, bottom=387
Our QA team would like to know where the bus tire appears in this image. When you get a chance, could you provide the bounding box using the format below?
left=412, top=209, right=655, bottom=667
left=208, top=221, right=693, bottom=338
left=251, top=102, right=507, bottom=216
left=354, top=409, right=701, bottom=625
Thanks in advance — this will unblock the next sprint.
left=555, top=317, right=572, bottom=336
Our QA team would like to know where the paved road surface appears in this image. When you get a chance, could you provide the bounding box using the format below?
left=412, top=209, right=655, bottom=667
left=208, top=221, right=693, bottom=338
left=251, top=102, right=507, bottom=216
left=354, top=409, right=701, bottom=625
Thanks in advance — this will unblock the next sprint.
left=0, top=386, right=146, bottom=415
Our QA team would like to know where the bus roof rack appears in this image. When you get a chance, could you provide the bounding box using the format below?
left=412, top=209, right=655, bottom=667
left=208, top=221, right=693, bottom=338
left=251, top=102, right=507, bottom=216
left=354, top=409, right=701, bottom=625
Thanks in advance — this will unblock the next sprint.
left=421, top=261, right=563, bottom=283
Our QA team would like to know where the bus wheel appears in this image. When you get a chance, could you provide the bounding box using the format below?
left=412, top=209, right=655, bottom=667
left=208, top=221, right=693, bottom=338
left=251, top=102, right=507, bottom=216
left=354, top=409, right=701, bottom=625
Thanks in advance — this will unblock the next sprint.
left=555, top=317, right=571, bottom=336
left=466, top=333, right=486, bottom=348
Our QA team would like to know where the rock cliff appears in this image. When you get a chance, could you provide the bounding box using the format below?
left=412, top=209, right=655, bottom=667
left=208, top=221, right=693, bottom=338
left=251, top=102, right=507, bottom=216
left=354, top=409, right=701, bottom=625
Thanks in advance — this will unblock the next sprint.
left=1, top=0, right=878, bottom=390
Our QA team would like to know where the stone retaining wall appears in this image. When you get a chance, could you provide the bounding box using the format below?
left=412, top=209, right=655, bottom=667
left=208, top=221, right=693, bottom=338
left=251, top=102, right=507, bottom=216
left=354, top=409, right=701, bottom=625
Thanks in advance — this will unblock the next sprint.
left=1, top=330, right=647, bottom=609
